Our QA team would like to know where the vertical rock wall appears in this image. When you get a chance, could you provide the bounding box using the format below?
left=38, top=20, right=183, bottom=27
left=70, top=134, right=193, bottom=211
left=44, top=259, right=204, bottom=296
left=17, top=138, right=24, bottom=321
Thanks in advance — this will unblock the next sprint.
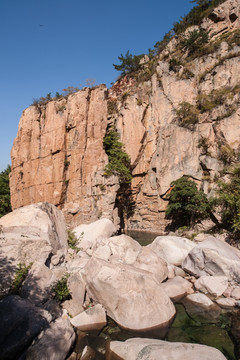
left=10, top=0, right=240, bottom=232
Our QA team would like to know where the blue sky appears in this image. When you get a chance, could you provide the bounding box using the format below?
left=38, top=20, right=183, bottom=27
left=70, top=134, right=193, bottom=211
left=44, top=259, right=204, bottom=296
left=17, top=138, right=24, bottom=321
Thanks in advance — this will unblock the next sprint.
left=0, top=0, right=195, bottom=172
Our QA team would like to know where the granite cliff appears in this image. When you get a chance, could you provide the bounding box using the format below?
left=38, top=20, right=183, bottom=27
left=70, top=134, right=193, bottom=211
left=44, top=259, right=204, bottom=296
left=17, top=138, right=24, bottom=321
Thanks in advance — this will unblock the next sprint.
left=10, top=0, right=240, bottom=232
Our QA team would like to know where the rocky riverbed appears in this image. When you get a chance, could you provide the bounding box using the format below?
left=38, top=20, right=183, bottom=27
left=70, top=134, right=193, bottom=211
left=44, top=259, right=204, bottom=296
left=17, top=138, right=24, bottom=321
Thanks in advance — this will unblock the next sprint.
left=0, top=202, right=240, bottom=359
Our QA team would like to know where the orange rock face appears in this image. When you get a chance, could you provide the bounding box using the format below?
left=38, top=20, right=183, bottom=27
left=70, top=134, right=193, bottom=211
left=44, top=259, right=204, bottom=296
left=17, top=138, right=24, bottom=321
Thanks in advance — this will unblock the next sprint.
left=10, top=0, right=240, bottom=232
left=10, top=86, right=119, bottom=227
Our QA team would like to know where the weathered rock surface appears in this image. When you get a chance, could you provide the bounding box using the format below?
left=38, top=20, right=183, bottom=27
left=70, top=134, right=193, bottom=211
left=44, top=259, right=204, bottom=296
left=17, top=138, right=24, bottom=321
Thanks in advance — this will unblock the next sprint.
left=183, top=237, right=240, bottom=281
left=19, top=262, right=65, bottom=305
left=84, top=257, right=176, bottom=337
left=161, top=276, right=193, bottom=302
left=0, top=202, right=68, bottom=253
left=25, top=317, right=75, bottom=360
left=70, top=304, right=106, bottom=334
left=106, top=338, right=227, bottom=360
left=194, top=275, right=228, bottom=297
left=182, top=293, right=221, bottom=321
left=148, top=236, right=196, bottom=266
left=73, top=218, right=117, bottom=252
left=9, top=0, right=240, bottom=233
left=0, top=203, right=67, bottom=298
left=0, top=295, right=51, bottom=360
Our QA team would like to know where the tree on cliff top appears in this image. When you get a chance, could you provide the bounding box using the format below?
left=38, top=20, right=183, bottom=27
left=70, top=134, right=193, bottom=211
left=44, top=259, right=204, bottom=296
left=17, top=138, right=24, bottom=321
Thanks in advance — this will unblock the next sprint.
left=113, top=50, right=143, bottom=76
left=0, top=165, right=12, bottom=217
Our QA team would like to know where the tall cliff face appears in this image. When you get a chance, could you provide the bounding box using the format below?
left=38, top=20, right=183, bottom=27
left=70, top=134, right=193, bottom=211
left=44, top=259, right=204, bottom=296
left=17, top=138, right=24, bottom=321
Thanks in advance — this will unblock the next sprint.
left=10, top=0, right=240, bottom=232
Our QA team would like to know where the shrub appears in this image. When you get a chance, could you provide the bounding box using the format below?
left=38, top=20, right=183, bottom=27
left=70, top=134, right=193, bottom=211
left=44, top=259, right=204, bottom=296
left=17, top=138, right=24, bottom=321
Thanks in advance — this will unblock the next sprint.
left=113, top=50, right=143, bottom=76
left=107, top=99, right=118, bottom=115
left=175, top=102, right=199, bottom=129
left=218, top=144, right=235, bottom=165
left=0, top=165, right=11, bottom=217
left=52, top=274, right=71, bottom=302
left=214, top=167, right=240, bottom=233
left=166, top=176, right=212, bottom=228
left=67, top=230, right=80, bottom=252
left=198, top=136, right=210, bottom=155
left=103, top=127, right=132, bottom=184
left=180, top=68, right=194, bottom=79
left=9, top=263, right=32, bottom=295
left=169, top=58, right=182, bottom=72
left=180, top=28, right=209, bottom=56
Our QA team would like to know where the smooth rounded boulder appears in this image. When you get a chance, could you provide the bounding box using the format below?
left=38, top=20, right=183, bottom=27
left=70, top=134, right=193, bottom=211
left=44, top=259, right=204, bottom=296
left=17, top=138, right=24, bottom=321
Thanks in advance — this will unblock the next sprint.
left=73, top=218, right=116, bottom=252
left=148, top=236, right=196, bottom=266
left=84, top=258, right=175, bottom=338
left=106, top=338, right=227, bottom=360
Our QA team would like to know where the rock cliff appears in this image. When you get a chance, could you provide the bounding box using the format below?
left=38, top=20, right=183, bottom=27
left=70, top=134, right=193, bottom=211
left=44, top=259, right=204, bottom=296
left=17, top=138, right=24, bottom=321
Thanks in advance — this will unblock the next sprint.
left=10, top=0, right=240, bottom=232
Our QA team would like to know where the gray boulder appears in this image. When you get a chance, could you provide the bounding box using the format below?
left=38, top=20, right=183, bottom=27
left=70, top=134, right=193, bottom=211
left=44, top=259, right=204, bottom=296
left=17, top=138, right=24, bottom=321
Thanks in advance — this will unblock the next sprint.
left=183, top=237, right=240, bottom=281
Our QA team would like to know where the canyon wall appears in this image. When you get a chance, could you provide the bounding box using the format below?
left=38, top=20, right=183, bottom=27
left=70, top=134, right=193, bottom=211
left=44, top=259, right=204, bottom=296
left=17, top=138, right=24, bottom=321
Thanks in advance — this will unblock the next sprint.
left=10, top=0, right=240, bottom=232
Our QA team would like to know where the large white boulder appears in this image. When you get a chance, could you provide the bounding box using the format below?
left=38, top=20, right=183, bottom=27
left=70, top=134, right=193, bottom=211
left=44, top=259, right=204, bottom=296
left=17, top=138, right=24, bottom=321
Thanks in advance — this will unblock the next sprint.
left=0, top=202, right=68, bottom=253
left=106, top=338, right=227, bottom=360
left=0, top=203, right=68, bottom=297
left=84, top=258, right=175, bottom=337
left=182, top=237, right=240, bottom=281
left=73, top=218, right=116, bottom=252
left=92, top=234, right=141, bottom=264
left=148, top=236, right=196, bottom=266
left=91, top=235, right=168, bottom=283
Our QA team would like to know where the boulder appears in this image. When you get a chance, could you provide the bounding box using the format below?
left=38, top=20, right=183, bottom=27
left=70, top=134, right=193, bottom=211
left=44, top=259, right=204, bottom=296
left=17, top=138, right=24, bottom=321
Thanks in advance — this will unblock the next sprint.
left=92, top=234, right=141, bottom=264
left=106, top=338, right=227, bottom=360
left=182, top=293, right=221, bottom=321
left=19, top=262, right=65, bottom=305
left=70, top=304, right=106, bottom=334
left=0, top=202, right=68, bottom=254
left=0, top=295, right=51, bottom=360
left=161, top=276, right=193, bottom=302
left=62, top=299, right=84, bottom=317
left=194, top=276, right=228, bottom=297
left=25, top=317, right=75, bottom=360
left=67, top=272, right=86, bottom=304
left=84, top=258, right=175, bottom=337
left=182, top=237, right=240, bottom=281
left=231, top=287, right=240, bottom=300
left=73, top=218, right=116, bottom=252
left=216, top=298, right=237, bottom=309
left=148, top=236, right=196, bottom=266
left=133, top=246, right=168, bottom=283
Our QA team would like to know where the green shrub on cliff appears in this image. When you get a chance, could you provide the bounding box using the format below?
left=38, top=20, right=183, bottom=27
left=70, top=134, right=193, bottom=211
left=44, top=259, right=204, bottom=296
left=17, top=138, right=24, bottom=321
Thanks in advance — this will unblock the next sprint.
left=214, top=167, right=240, bottom=233
left=180, top=28, right=209, bottom=56
left=175, top=102, right=199, bottom=130
left=103, top=127, right=132, bottom=184
left=166, top=177, right=211, bottom=228
left=113, top=50, right=143, bottom=76
left=0, top=165, right=11, bottom=217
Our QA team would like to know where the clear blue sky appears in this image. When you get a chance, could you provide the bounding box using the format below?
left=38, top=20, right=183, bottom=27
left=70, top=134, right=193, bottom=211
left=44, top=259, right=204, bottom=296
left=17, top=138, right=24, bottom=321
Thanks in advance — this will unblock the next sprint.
left=0, top=0, right=195, bottom=172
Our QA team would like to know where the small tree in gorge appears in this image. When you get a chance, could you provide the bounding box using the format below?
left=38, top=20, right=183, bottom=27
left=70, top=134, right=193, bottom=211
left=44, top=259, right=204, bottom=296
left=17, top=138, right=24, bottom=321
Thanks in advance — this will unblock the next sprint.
left=166, top=176, right=211, bottom=228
